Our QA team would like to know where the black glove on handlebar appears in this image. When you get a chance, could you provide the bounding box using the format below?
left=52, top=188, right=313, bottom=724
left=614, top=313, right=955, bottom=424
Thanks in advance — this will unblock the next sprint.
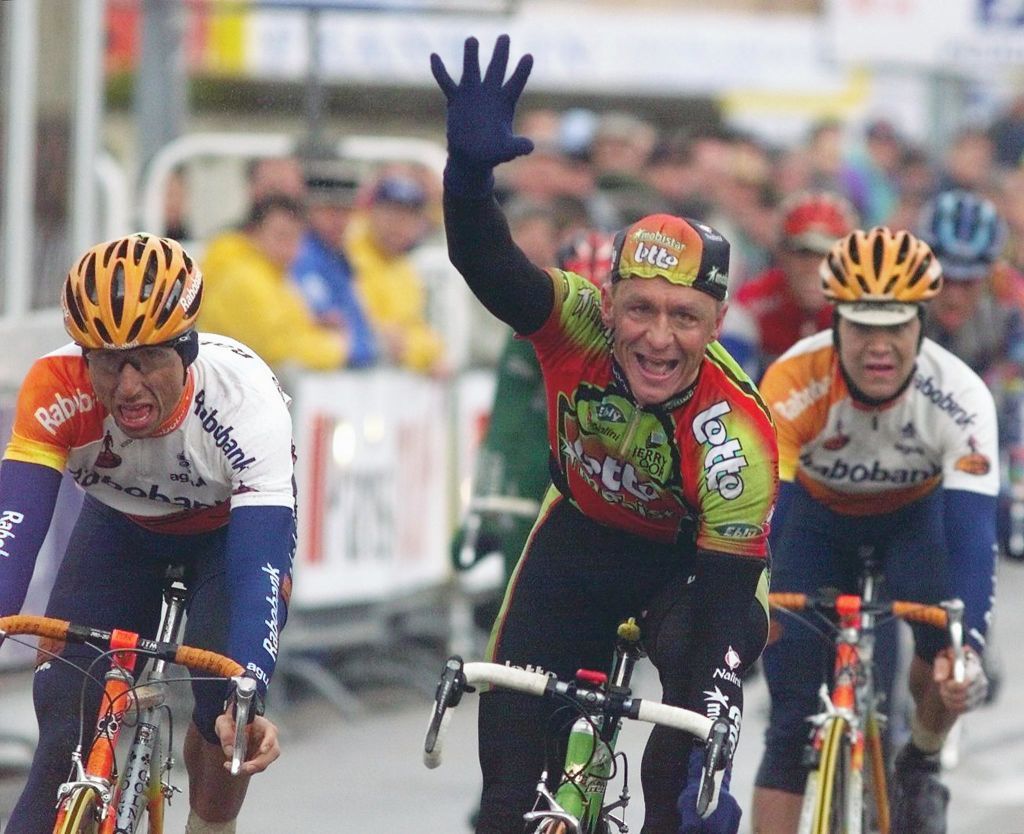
left=430, top=35, right=535, bottom=197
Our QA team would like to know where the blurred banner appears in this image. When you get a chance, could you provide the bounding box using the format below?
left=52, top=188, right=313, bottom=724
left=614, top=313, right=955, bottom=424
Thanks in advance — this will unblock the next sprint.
left=289, top=369, right=451, bottom=608
left=827, top=0, right=1024, bottom=68
left=104, top=1, right=850, bottom=96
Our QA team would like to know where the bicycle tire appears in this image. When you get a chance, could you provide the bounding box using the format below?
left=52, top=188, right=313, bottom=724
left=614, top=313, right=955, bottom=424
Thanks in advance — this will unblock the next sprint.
left=863, top=712, right=889, bottom=834
left=53, top=786, right=101, bottom=834
left=807, top=716, right=851, bottom=834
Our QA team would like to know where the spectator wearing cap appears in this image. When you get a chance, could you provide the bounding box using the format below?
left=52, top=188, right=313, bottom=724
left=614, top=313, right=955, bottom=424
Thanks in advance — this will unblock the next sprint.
left=200, top=194, right=352, bottom=371
left=344, top=171, right=445, bottom=374
left=291, top=158, right=378, bottom=367
left=719, top=191, right=858, bottom=379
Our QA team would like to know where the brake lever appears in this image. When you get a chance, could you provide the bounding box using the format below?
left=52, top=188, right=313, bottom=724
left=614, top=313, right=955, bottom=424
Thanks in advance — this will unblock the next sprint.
left=425, top=657, right=466, bottom=755
left=229, top=676, right=257, bottom=776
left=941, top=599, right=966, bottom=683
left=696, top=717, right=731, bottom=818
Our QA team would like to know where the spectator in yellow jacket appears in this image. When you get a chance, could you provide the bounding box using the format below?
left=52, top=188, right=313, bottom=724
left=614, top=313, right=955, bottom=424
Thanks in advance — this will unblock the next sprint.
left=199, top=194, right=351, bottom=370
left=345, top=174, right=446, bottom=374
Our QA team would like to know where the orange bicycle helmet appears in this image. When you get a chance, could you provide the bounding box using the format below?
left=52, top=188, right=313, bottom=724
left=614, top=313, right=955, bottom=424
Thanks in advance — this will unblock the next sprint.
left=62, top=233, right=203, bottom=349
left=820, top=226, right=942, bottom=306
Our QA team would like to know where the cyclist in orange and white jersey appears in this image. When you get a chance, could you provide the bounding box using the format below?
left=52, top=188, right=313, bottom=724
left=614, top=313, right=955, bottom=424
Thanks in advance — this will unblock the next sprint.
left=0, top=234, right=296, bottom=834
left=751, top=228, right=997, bottom=834
left=432, top=36, right=778, bottom=834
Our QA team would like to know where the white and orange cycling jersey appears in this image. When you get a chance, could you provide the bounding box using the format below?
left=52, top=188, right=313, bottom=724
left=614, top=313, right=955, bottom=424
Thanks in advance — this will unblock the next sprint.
left=760, top=329, right=999, bottom=516
left=3, top=334, right=295, bottom=532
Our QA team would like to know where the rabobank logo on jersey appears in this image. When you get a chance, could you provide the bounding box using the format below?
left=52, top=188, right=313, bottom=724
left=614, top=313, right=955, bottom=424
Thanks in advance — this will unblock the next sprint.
left=193, top=389, right=255, bottom=472
left=34, top=388, right=95, bottom=436
left=914, top=374, right=976, bottom=428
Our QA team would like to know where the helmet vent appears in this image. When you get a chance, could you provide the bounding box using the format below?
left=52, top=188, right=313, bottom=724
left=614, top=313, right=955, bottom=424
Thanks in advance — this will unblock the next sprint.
left=126, top=316, right=144, bottom=343
left=157, top=274, right=185, bottom=327
left=111, top=262, right=126, bottom=326
left=83, top=253, right=99, bottom=304
left=115, top=237, right=131, bottom=261
left=140, top=250, right=159, bottom=301
left=132, top=236, right=146, bottom=264
left=64, top=282, right=87, bottom=331
left=93, top=318, right=113, bottom=344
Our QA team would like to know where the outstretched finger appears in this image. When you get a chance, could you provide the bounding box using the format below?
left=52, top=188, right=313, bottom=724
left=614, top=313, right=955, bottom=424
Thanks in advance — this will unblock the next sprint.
left=483, top=33, right=511, bottom=88
left=429, top=53, right=457, bottom=99
left=461, top=36, right=481, bottom=87
left=504, top=52, right=534, bottom=104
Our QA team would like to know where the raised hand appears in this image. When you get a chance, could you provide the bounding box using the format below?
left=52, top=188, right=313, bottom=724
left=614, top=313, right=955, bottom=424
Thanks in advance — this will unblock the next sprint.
left=430, top=35, right=535, bottom=194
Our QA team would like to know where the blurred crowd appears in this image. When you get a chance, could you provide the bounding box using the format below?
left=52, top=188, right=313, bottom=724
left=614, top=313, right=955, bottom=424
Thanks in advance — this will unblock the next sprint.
left=184, top=98, right=1024, bottom=556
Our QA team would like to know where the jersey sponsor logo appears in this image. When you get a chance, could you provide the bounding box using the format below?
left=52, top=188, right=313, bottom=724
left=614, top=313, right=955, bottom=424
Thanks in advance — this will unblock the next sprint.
left=772, top=376, right=830, bottom=421
left=93, top=432, right=122, bottom=469
left=702, top=685, right=742, bottom=748
left=692, top=401, right=746, bottom=500
left=0, top=510, right=24, bottom=558
left=914, top=374, right=977, bottom=427
left=68, top=465, right=216, bottom=509
left=34, top=388, right=95, bottom=436
left=564, top=435, right=660, bottom=502
left=713, top=522, right=762, bottom=538
left=595, top=401, right=627, bottom=423
left=261, top=563, right=282, bottom=661
left=822, top=421, right=850, bottom=451
left=725, top=646, right=741, bottom=670
left=955, top=438, right=991, bottom=475
left=802, top=454, right=940, bottom=485
left=192, top=389, right=256, bottom=472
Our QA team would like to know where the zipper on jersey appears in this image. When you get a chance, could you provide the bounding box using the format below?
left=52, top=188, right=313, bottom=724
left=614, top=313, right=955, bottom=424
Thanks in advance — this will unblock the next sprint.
left=617, top=406, right=644, bottom=458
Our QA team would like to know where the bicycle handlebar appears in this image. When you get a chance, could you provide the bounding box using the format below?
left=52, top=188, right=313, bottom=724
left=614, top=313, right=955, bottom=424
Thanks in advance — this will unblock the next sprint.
left=0, top=614, right=246, bottom=677
left=768, top=593, right=967, bottom=684
left=767, top=593, right=952, bottom=630
left=424, top=658, right=715, bottom=814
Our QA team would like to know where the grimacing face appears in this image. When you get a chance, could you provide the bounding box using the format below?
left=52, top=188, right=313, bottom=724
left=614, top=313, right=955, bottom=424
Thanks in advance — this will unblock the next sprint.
left=87, top=347, right=187, bottom=438
left=836, top=315, right=921, bottom=402
left=601, top=276, right=725, bottom=406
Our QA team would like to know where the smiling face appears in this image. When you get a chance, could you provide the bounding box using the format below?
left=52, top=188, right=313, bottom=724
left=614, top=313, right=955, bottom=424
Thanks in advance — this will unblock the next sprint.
left=601, top=276, right=725, bottom=405
left=836, top=315, right=921, bottom=401
left=87, top=347, right=187, bottom=438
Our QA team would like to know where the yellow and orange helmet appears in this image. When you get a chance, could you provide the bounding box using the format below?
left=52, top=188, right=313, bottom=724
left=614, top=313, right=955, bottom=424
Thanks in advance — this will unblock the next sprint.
left=821, top=226, right=942, bottom=305
left=62, top=233, right=203, bottom=349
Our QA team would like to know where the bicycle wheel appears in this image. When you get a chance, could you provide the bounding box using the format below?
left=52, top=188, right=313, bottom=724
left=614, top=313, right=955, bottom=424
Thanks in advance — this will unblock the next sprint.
left=862, top=712, right=890, bottom=834
left=53, top=786, right=101, bottom=834
left=804, top=716, right=852, bottom=834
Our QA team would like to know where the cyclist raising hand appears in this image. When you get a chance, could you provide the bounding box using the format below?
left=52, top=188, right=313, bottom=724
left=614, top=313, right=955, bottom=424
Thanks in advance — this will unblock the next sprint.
left=0, top=234, right=296, bottom=834
left=432, top=36, right=778, bottom=833
left=751, top=227, right=997, bottom=834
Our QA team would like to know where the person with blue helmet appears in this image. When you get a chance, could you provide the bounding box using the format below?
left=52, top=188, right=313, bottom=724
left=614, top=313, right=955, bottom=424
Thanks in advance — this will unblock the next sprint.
left=917, top=189, right=1024, bottom=374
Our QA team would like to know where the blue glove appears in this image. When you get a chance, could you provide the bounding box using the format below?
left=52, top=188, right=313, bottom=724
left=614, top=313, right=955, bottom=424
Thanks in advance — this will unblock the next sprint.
left=429, top=35, right=535, bottom=197
left=677, top=746, right=742, bottom=834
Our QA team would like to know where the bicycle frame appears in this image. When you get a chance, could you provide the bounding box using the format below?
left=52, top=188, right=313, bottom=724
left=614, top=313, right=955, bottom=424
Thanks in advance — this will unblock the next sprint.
left=0, top=573, right=254, bottom=834
left=425, top=621, right=726, bottom=834
left=525, top=620, right=644, bottom=834
left=771, top=572, right=963, bottom=834
left=50, top=575, right=190, bottom=834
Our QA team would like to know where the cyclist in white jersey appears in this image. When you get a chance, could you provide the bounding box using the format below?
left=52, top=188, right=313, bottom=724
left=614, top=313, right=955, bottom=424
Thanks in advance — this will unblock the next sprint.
left=0, top=234, right=296, bottom=834
left=750, top=227, right=997, bottom=834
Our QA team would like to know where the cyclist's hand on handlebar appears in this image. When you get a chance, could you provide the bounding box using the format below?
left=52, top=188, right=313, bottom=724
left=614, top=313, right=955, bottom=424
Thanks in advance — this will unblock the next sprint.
left=933, top=645, right=988, bottom=713
left=214, top=711, right=281, bottom=775
left=430, top=35, right=534, bottom=191
left=678, top=745, right=741, bottom=833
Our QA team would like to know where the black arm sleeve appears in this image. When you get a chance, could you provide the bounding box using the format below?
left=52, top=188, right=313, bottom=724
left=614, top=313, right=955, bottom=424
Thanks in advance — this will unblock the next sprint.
left=686, top=550, right=768, bottom=726
left=443, top=190, right=554, bottom=335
